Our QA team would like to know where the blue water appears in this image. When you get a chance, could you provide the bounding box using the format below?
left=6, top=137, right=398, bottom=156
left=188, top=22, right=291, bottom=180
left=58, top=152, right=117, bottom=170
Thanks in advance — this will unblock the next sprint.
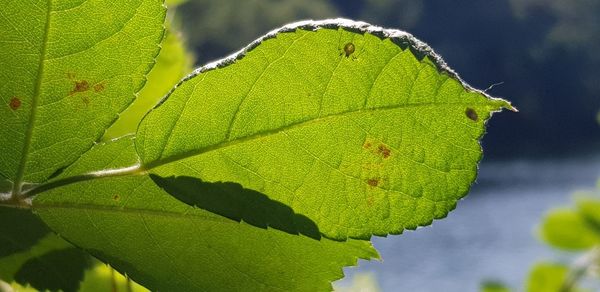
left=337, top=154, right=600, bottom=292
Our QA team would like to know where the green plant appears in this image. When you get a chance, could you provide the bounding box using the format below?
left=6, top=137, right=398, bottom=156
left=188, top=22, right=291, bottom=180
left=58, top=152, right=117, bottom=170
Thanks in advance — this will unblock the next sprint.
left=0, top=1, right=512, bottom=291
left=525, top=180, right=600, bottom=292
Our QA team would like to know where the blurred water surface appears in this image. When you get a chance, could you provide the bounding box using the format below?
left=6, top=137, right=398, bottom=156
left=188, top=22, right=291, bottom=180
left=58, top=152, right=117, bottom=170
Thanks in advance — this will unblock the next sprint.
left=338, top=154, right=600, bottom=292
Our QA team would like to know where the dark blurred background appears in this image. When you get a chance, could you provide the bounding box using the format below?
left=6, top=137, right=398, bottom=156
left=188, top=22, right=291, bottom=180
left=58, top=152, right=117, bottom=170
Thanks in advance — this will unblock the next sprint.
left=175, top=0, right=600, bottom=159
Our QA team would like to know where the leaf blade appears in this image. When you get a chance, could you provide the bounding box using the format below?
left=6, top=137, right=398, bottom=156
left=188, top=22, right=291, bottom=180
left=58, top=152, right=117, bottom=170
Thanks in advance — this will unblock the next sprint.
left=136, top=19, right=511, bottom=240
left=33, top=137, right=379, bottom=292
left=0, top=0, right=165, bottom=189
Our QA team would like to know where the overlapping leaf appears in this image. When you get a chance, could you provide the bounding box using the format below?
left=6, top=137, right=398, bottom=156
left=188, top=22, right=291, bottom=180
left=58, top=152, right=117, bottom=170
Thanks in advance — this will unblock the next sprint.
left=0, top=0, right=165, bottom=190
left=33, top=137, right=379, bottom=291
left=0, top=207, right=91, bottom=292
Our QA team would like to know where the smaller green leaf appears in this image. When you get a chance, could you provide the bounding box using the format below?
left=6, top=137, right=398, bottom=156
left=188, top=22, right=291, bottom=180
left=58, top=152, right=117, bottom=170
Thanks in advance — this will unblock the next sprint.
left=79, top=264, right=148, bottom=292
left=526, top=262, right=569, bottom=292
left=0, top=207, right=49, bottom=257
left=575, top=192, right=600, bottom=233
left=480, top=280, right=511, bottom=292
left=14, top=248, right=91, bottom=292
left=540, top=208, right=600, bottom=251
left=0, top=207, right=93, bottom=291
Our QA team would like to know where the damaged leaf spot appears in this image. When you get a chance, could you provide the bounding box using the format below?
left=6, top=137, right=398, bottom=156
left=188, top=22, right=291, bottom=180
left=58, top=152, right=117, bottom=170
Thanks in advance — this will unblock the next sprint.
left=377, top=144, right=391, bottom=159
left=71, top=80, right=90, bottom=95
left=112, top=194, right=120, bottom=201
left=465, top=108, right=478, bottom=121
left=343, top=42, right=355, bottom=57
left=367, top=178, right=379, bottom=187
left=363, top=141, right=372, bottom=149
left=94, top=83, right=105, bottom=92
left=9, top=97, right=21, bottom=110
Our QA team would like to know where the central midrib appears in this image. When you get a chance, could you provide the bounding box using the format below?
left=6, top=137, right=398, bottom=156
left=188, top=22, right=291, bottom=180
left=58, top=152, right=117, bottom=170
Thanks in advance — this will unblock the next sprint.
left=144, top=100, right=496, bottom=170
left=12, top=0, right=52, bottom=197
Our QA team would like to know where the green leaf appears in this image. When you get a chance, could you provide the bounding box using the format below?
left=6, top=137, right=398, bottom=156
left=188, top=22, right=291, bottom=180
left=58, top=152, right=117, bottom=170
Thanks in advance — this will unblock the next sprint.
left=136, top=19, right=512, bottom=240
left=526, top=262, right=569, bottom=292
left=0, top=207, right=49, bottom=258
left=0, top=0, right=165, bottom=191
left=540, top=208, right=600, bottom=251
left=480, top=281, right=511, bottom=292
left=14, top=248, right=91, bottom=292
left=0, top=210, right=91, bottom=292
left=33, top=137, right=379, bottom=291
left=103, top=28, right=193, bottom=141
left=79, top=264, right=148, bottom=292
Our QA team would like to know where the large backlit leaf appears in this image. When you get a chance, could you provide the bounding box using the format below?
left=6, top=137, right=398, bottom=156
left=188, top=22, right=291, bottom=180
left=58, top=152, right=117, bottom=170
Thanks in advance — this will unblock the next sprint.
left=33, top=137, right=379, bottom=291
left=136, top=19, right=512, bottom=240
left=0, top=0, right=165, bottom=190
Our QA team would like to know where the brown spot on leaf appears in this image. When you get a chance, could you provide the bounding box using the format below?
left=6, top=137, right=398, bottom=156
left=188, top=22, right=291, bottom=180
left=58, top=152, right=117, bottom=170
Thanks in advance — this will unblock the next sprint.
left=367, top=178, right=379, bottom=187
left=9, top=97, right=21, bottom=110
left=377, top=144, right=391, bottom=159
left=71, top=80, right=90, bottom=95
left=112, top=194, right=120, bottom=201
left=93, top=83, right=105, bottom=92
left=466, top=108, right=478, bottom=121
left=363, top=142, right=372, bottom=149
left=343, top=42, right=355, bottom=57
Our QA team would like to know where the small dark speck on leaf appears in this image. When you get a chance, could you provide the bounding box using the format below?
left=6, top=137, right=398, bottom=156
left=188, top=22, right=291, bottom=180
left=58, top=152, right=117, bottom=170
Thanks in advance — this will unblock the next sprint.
left=367, top=178, right=379, bottom=187
left=343, top=42, right=355, bottom=57
left=363, top=142, right=372, bottom=149
left=465, top=108, right=478, bottom=121
left=377, top=144, right=391, bottom=158
left=112, top=194, right=120, bottom=201
left=71, top=80, right=90, bottom=95
left=9, top=97, right=21, bottom=110
left=94, top=83, right=105, bottom=92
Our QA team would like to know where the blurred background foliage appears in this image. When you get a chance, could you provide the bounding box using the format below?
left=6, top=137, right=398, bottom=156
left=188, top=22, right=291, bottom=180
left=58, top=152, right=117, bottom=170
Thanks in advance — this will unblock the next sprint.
left=175, top=0, right=599, bottom=158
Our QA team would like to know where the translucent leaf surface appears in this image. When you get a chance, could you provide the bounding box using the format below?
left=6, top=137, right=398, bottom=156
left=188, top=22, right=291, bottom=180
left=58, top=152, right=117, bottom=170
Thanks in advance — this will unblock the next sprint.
left=33, top=137, right=379, bottom=291
left=526, top=263, right=569, bottom=292
left=136, top=19, right=512, bottom=240
left=0, top=0, right=165, bottom=191
left=103, top=29, right=193, bottom=140
left=540, top=209, right=600, bottom=251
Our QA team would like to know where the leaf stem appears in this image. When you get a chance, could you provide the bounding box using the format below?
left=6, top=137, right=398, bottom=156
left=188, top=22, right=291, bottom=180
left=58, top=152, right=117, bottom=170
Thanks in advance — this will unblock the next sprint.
left=19, top=164, right=145, bottom=199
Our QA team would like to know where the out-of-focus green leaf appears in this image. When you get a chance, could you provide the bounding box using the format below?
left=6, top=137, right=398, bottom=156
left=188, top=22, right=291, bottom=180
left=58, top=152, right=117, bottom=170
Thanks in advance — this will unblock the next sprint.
left=103, top=29, right=193, bottom=140
left=481, top=280, right=512, bottom=292
left=136, top=19, right=512, bottom=240
left=166, top=0, right=189, bottom=7
left=79, top=264, right=148, bottom=292
left=541, top=209, right=600, bottom=251
left=0, top=0, right=165, bottom=194
left=33, top=137, right=379, bottom=291
left=526, top=262, right=569, bottom=292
